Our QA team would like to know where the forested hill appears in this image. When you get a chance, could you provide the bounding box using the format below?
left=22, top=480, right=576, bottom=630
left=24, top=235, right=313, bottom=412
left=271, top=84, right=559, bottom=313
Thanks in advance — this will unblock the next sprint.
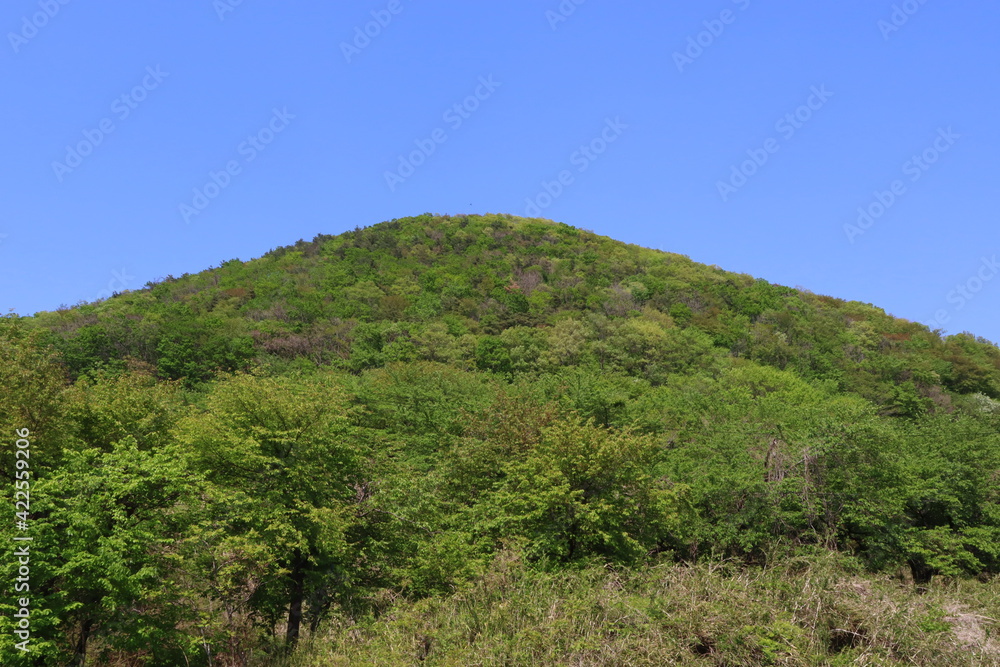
left=30, top=213, right=1000, bottom=414
left=4, top=214, right=1000, bottom=665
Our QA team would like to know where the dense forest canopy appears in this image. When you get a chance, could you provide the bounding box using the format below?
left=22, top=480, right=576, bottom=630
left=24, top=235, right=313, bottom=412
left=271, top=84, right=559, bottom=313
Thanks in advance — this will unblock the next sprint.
left=2, top=214, right=998, bottom=665
left=29, top=214, right=1000, bottom=410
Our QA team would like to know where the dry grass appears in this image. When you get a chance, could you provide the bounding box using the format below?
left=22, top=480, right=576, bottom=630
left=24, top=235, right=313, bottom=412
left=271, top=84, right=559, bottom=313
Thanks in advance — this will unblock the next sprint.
left=262, top=548, right=1000, bottom=667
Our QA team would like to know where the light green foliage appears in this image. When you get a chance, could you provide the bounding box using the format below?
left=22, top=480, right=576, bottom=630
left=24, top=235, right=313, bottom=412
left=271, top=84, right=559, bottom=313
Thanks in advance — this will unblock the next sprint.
left=176, top=373, right=365, bottom=643
left=0, top=433, right=206, bottom=664
left=471, top=418, right=691, bottom=563
left=351, top=361, right=492, bottom=437
left=0, top=315, right=68, bottom=480
left=541, top=317, right=589, bottom=367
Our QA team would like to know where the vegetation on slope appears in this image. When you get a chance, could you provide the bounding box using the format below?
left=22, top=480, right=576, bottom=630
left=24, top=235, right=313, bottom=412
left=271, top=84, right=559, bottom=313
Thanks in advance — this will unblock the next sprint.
left=0, top=214, right=998, bottom=665
left=31, top=213, right=1000, bottom=412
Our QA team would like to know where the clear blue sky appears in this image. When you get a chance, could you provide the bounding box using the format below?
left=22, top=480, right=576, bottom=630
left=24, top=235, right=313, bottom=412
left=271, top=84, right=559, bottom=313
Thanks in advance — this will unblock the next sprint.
left=2, top=0, right=997, bottom=342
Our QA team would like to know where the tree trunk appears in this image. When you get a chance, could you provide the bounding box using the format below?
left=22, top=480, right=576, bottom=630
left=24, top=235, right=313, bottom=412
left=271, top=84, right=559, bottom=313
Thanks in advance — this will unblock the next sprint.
left=908, top=557, right=935, bottom=586
left=285, top=553, right=306, bottom=646
left=309, top=596, right=333, bottom=634
left=74, top=618, right=92, bottom=666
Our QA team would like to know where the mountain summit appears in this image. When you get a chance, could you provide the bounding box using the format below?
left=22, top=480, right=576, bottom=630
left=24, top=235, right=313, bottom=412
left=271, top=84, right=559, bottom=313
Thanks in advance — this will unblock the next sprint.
left=33, top=213, right=999, bottom=415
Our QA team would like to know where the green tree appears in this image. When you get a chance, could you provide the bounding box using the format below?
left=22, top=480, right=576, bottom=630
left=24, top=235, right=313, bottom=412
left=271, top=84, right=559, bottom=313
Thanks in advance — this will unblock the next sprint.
left=0, top=436, right=206, bottom=665
left=474, top=335, right=512, bottom=374
left=177, top=372, right=365, bottom=646
left=0, top=315, right=68, bottom=475
left=472, top=417, right=690, bottom=563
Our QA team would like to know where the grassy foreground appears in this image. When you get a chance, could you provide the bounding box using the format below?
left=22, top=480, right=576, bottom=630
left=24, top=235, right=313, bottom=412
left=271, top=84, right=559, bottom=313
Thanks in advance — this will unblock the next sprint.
left=265, top=548, right=999, bottom=667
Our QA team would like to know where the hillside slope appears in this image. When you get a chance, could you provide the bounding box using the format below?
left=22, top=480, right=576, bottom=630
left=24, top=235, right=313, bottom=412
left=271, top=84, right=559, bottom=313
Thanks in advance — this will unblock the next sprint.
left=30, top=213, right=1000, bottom=414
left=3, top=213, right=999, bottom=665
